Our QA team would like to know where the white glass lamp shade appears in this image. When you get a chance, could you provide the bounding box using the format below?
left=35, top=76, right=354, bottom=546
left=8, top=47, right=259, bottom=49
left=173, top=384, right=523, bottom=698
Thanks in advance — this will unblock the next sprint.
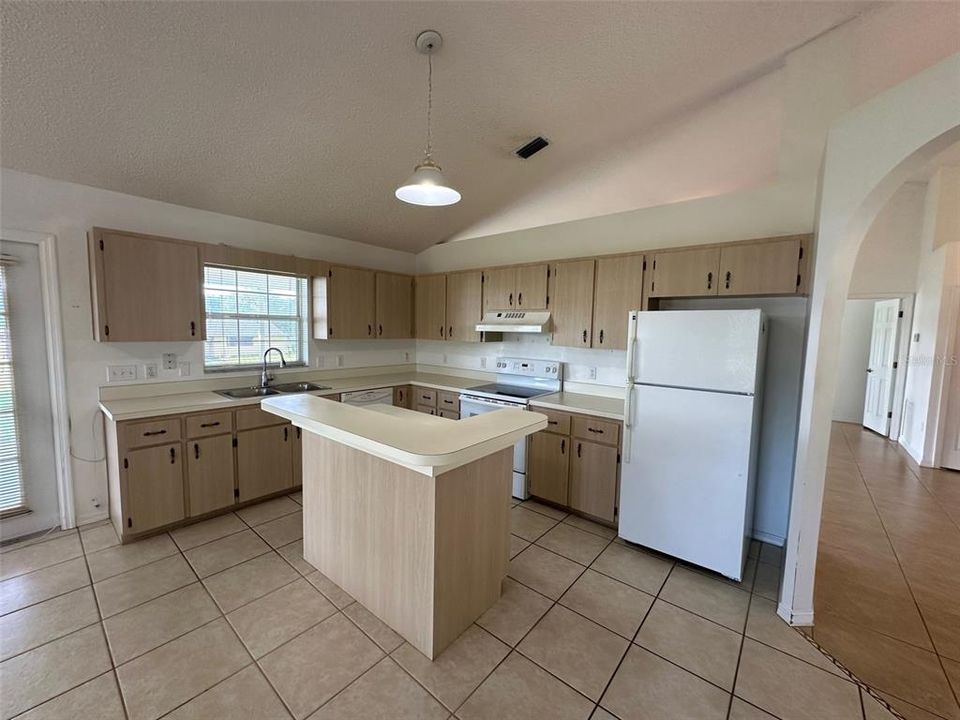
left=395, top=161, right=461, bottom=206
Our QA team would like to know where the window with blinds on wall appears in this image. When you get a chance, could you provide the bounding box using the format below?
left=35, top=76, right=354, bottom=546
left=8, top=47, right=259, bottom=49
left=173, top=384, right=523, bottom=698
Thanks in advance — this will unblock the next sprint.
left=203, top=266, right=309, bottom=370
left=0, top=258, right=26, bottom=516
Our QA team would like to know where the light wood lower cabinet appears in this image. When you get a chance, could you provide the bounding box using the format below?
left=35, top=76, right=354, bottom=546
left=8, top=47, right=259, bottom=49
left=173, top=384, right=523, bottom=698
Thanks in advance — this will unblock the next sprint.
left=292, top=426, right=303, bottom=487
left=527, top=432, right=569, bottom=506
left=568, top=440, right=618, bottom=523
left=123, top=443, right=185, bottom=534
left=237, top=424, right=294, bottom=502
left=393, top=385, right=412, bottom=408
left=186, top=435, right=235, bottom=517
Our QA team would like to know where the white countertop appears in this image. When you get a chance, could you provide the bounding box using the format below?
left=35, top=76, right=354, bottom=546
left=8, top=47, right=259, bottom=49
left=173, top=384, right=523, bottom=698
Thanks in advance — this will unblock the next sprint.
left=98, top=372, right=486, bottom=422
left=261, top=394, right=547, bottom=476
left=530, top=392, right=625, bottom=421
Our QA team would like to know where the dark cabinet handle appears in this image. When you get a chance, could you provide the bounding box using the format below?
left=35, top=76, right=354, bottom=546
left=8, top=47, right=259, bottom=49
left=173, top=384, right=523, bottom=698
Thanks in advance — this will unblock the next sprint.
left=560, top=439, right=565, bottom=454
left=577, top=442, right=582, bottom=458
left=547, top=420, right=558, bottom=426
left=378, top=324, right=383, bottom=336
left=518, top=292, right=523, bottom=306
left=194, top=443, right=200, bottom=460
left=440, top=325, right=444, bottom=338
left=143, top=429, right=167, bottom=437
left=449, top=326, right=453, bottom=338
left=582, top=329, right=588, bottom=344
left=329, top=327, right=334, bottom=337
left=199, top=421, right=220, bottom=428
left=296, top=427, right=301, bottom=439
left=284, top=427, right=288, bottom=442
left=725, top=271, right=732, bottom=289
left=367, top=324, right=372, bottom=336
left=509, top=292, right=514, bottom=306
left=707, top=272, right=713, bottom=290
left=190, top=321, right=196, bottom=336
left=588, top=427, right=605, bottom=434
left=599, top=329, right=604, bottom=344
left=170, top=447, right=176, bottom=463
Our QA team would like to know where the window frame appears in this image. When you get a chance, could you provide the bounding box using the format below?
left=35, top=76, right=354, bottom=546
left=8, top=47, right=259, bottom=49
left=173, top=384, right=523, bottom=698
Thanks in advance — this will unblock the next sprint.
left=201, top=264, right=310, bottom=373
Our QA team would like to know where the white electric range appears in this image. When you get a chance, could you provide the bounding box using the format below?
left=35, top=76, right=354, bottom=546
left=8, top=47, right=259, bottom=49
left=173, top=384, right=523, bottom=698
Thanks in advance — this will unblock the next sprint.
left=459, top=358, right=562, bottom=499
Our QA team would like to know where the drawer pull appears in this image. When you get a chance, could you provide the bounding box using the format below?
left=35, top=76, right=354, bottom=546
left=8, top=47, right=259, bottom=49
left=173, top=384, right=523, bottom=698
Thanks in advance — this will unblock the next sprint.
left=588, top=427, right=605, bottom=434
left=200, top=421, right=221, bottom=428
left=547, top=420, right=558, bottom=426
left=143, top=429, right=167, bottom=437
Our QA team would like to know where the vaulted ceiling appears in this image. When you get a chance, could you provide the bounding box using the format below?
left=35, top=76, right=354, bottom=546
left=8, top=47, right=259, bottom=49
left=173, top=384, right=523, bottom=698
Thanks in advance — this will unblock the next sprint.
left=1, top=1, right=874, bottom=252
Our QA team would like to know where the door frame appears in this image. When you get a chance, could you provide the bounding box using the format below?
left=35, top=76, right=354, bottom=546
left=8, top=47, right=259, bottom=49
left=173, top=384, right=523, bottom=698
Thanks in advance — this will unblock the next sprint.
left=848, top=292, right=914, bottom=442
left=935, top=286, right=960, bottom=468
left=1, top=228, right=74, bottom=530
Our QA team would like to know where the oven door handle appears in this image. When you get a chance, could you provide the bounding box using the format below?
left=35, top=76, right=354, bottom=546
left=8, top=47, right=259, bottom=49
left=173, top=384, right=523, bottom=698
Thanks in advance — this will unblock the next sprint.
left=458, top=395, right=524, bottom=411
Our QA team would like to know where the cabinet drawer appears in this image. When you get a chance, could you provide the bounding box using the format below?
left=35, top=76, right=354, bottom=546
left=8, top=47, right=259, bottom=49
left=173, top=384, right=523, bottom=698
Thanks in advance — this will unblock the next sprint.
left=438, top=391, right=459, bottom=411
left=537, top=409, right=571, bottom=435
left=122, top=417, right=182, bottom=449
left=416, top=404, right=437, bottom=415
left=235, top=406, right=288, bottom=431
left=572, top=415, right=620, bottom=445
left=439, top=409, right=460, bottom=420
left=185, top=411, right=233, bottom=438
left=414, top=388, right=437, bottom=407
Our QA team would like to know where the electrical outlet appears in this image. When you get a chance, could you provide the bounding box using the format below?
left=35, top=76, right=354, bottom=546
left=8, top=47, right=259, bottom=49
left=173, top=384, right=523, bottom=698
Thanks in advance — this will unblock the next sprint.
left=336, top=354, right=344, bottom=368
left=143, top=363, right=158, bottom=379
left=588, top=367, right=597, bottom=380
left=162, top=353, right=177, bottom=370
left=107, top=365, right=137, bottom=382
left=403, top=351, right=410, bottom=362
left=177, top=361, right=191, bottom=377
left=442, top=353, right=448, bottom=364
left=480, top=357, right=487, bottom=369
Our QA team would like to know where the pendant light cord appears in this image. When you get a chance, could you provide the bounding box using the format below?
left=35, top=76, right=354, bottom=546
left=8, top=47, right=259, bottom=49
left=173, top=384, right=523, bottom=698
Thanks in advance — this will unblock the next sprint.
left=425, top=51, right=433, bottom=161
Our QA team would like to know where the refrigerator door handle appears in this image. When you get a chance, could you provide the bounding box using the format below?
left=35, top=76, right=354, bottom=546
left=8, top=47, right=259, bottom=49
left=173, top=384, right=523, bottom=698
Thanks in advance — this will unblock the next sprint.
left=622, top=381, right=634, bottom=463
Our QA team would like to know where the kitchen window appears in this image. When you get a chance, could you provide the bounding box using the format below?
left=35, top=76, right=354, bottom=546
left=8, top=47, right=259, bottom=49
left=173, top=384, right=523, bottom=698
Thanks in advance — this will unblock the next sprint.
left=203, top=265, right=309, bottom=371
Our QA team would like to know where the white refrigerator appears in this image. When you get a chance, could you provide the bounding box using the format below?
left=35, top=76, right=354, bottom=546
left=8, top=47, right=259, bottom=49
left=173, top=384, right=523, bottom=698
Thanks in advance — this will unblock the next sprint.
left=620, top=309, right=766, bottom=581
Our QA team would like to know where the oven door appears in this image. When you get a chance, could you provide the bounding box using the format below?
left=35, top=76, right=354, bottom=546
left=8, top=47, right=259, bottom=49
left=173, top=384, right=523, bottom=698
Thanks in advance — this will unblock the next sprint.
left=459, top=395, right=528, bottom=498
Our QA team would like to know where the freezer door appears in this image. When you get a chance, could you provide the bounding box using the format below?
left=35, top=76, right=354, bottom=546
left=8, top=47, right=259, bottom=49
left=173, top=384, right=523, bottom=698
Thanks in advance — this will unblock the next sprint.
left=618, top=384, right=755, bottom=580
left=635, top=309, right=762, bottom=394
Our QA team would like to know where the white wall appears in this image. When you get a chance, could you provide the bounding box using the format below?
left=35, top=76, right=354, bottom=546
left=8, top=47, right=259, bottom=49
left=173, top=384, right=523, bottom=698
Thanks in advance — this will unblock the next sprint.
left=0, top=169, right=417, bottom=524
left=832, top=299, right=876, bottom=423
left=900, top=168, right=960, bottom=464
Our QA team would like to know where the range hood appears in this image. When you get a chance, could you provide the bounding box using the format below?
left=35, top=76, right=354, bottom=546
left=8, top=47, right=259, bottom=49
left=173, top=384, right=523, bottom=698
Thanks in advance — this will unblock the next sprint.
left=475, top=310, right=551, bottom=333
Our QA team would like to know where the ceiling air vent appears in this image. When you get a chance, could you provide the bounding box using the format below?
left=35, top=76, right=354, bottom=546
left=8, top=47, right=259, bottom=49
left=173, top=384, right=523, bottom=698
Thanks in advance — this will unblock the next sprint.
left=514, top=136, right=549, bottom=159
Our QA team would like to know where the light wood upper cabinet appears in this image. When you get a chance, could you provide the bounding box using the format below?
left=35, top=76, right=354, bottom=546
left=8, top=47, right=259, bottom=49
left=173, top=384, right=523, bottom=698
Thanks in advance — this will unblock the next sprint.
left=550, top=260, right=595, bottom=348
left=482, top=267, right=516, bottom=311
left=123, top=443, right=185, bottom=533
left=446, top=271, right=483, bottom=343
left=318, top=265, right=376, bottom=339
left=236, top=424, right=293, bottom=502
left=415, top=274, right=446, bottom=341
left=569, top=439, right=619, bottom=523
left=648, top=247, right=721, bottom=298
left=516, top=265, right=548, bottom=309
left=186, top=435, right=235, bottom=517
left=375, top=272, right=413, bottom=338
left=592, top=255, right=644, bottom=350
left=89, top=228, right=204, bottom=342
left=528, top=431, right=570, bottom=506
left=718, top=237, right=802, bottom=296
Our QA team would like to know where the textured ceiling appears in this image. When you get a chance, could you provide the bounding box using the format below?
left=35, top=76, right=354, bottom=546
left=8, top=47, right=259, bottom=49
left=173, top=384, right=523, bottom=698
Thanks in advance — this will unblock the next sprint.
left=0, top=1, right=873, bottom=253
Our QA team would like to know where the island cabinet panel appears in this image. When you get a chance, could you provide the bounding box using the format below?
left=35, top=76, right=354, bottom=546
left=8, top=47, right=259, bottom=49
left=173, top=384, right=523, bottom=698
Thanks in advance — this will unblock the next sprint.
left=592, top=255, right=644, bottom=350
left=718, top=236, right=803, bottom=296
left=482, top=267, right=516, bottom=311
left=236, top=424, right=293, bottom=502
left=568, top=440, right=619, bottom=523
left=186, top=435, right=235, bottom=517
left=321, top=265, right=376, bottom=339
left=527, top=431, right=569, bottom=506
left=89, top=228, right=204, bottom=342
left=550, top=260, right=596, bottom=348
left=446, top=271, right=483, bottom=343
left=415, top=274, right=446, bottom=340
left=515, top=264, right=549, bottom=310
left=648, top=247, right=721, bottom=298
left=375, top=272, right=414, bottom=338
left=123, top=443, right=186, bottom=533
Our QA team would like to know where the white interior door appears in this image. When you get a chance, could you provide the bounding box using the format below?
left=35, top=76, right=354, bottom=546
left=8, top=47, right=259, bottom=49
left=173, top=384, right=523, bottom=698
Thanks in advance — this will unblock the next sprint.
left=862, top=299, right=901, bottom=436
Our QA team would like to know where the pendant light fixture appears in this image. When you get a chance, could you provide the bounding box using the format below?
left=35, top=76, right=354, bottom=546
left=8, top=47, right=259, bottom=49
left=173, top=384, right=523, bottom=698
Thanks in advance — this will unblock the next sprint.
left=395, top=30, right=461, bottom=207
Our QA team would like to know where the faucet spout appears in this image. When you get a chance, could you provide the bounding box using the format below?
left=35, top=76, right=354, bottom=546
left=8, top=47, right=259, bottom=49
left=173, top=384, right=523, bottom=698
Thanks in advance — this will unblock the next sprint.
left=260, top=347, right=287, bottom=388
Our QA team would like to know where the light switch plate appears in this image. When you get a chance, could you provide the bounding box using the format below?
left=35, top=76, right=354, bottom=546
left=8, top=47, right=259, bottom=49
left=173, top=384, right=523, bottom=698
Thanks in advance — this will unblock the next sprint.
left=107, top=365, right=137, bottom=382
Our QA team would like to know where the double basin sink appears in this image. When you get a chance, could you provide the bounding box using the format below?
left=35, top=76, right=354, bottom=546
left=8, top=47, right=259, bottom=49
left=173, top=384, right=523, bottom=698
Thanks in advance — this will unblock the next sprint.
left=215, top=382, right=331, bottom=399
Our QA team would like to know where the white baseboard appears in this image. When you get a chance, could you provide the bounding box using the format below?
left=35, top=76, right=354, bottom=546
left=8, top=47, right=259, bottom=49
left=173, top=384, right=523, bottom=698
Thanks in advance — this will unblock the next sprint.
left=778, top=603, right=814, bottom=626
left=752, top=530, right=785, bottom=546
left=75, top=510, right=109, bottom=528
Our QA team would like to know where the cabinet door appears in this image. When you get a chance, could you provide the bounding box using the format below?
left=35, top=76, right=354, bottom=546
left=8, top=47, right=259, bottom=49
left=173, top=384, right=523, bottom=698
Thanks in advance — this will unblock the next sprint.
left=123, top=443, right=185, bottom=533
left=446, top=271, right=483, bottom=343
left=236, top=424, right=293, bottom=502
left=516, top=264, right=548, bottom=309
left=292, top=426, right=303, bottom=487
left=326, top=266, right=375, bottom=339
left=528, top=432, right=569, bottom=505
left=569, top=440, right=619, bottom=523
left=719, top=237, right=801, bottom=296
left=393, top=385, right=411, bottom=409
left=92, top=229, right=202, bottom=342
left=415, top=274, right=446, bottom=340
left=482, top=267, right=516, bottom=311
left=375, top=273, right=413, bottom=338
left=186, top=435, right=235, bottom=517
left=648, top=248, right=720, bottom=298
left=550, top=260, right=595, bottom=348
left=592, top=255, right=644, bottom=350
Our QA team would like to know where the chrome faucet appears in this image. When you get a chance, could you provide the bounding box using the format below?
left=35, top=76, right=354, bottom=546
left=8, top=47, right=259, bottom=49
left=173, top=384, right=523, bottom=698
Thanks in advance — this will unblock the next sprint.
left=260, top=347, right=287, bottom=388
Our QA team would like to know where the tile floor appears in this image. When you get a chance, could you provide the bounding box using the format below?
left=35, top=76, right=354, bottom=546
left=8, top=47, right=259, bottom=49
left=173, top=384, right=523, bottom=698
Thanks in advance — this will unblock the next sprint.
left=813, top=422, right=960, bottom=720
left=0, top=490, right=898, bottom=719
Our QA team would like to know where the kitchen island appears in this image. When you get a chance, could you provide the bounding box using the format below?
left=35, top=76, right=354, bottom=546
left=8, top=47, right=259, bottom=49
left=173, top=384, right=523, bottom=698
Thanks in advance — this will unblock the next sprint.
left=261, top=393, right=546, bottom=658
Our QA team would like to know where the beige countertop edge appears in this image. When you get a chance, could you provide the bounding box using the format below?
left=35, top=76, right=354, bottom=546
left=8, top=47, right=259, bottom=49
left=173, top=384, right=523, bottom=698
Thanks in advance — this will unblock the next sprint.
left=262, top=395, right=547, bottom=477
left=529, top=392, right=625, bottom=421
